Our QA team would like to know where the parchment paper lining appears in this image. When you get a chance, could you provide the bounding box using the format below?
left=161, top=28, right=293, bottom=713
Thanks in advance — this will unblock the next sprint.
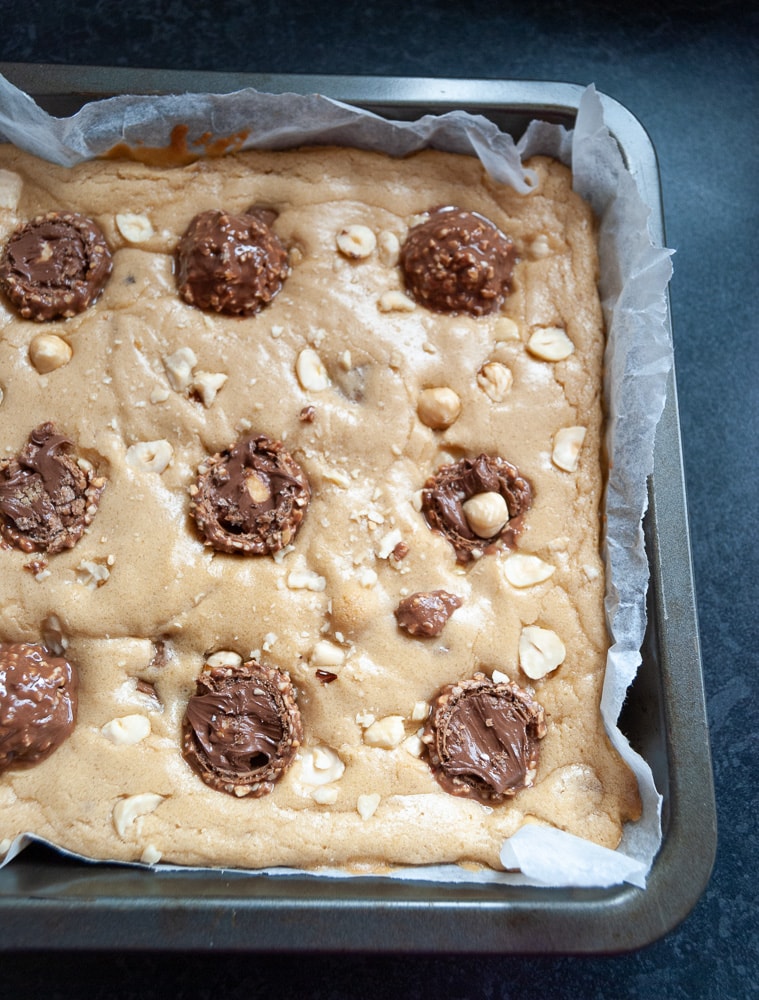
left=0, top=77, right=673, bottom=888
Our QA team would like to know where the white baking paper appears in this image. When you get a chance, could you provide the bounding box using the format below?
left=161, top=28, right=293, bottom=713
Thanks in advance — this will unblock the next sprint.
left=0, top=76, right=672, bottom=888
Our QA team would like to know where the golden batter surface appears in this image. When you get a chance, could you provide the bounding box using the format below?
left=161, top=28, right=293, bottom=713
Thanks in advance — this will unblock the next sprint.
left=0, top=146, right=639, bottom=871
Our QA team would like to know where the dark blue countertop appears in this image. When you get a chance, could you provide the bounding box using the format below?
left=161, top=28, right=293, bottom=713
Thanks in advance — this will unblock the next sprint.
left=1, top=2, right=756, bottom=997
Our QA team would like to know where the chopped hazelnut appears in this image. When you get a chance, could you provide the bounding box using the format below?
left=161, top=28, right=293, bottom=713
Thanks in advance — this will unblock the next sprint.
left=296, top=348, right=330, bottom=392
left=115, top=212, right=154, bottom=244
left=503, top=553, right=555, bottom=588
left=336, top=224, right=376, bottom=259
left=527, top=326, right=574, bottom=362
left=519, top=625, right=566, bottom=679
left=462, top=491, right=510, bottom=539
left=28, top=334, right=72, bottom=374
left=477, top=361, right=513, bottom=402
left=552, top=426, right=587, bottom=472
left=417, top=387, right=462, bottom=430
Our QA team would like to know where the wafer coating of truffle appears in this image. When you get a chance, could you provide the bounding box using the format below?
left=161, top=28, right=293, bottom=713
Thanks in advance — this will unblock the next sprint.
left=189, top=432, right=311, bottom=555
left=176, top=208, right=289, bottom=315
left=400, top=207, right=516, bottom=316
left=0, top=212, right=112, bottom=321
left=0, top=422, right=106, bottom=554
left=422, top=672, right=546, bottom=803
left=182, top=659, right=302, bottom=797
left=0, top=642, right=78, bottom=772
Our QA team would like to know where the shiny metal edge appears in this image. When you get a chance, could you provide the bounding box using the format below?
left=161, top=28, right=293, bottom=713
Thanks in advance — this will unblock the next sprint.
left=0, top=63, right=716, bottom=955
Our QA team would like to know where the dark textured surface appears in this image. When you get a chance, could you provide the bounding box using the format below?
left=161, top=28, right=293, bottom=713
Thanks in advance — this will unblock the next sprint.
left=1, top=1, right=757, bottom=997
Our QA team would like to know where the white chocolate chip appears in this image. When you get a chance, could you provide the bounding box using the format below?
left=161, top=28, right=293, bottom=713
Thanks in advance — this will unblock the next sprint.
left=150, top=386, right=170, bottom=404
left=491, top=669, right=510, bottom=684
left=402, top=734, right=424, bottom=757
left=75, top=559, right=110, bottom=589
left=312, top=785, right=339, bottom=805
left=530, top=233, right=552, bottom=258
left=377, top=528, right=403, bottom=559
left=526, top=326, right=575, bottom=362
left=410, top=700, right=430, bottom=722
left=192, top=370, right=228, bottom=408
left=0, top=169, right=22, bottom=210
left=163, top=346, right=198, bottom=392
left=206, top=650, right=243, bottom=668
left=477, top=361, right=513, bottom=402
left=296, top=348, right=330, bottom=392
left=101, top=714, right=151, bottom=746
left=503, top=554, right=556, bottom=588
left=287, top=568, right=327, bottom=592
left=28, top=333, right=72, bottom=374
left=355, top=710, right=376, bottom=729
left=125, top=439, right=174, bottom=475
left=323, top=467, right=352, bottom=488
left=378, top=290, right=415, bottom=313
left=494, top=317, right=520, bottom=341
left=310, top=640, right=345, bottom=668
left=417, top=386, right=461, bottom=430
left=297, top=746, right=345, bottom=787
left=336, top=224, right=376, bottom=259
left=357, top=792, right=381, bottom=820
left=462, top=491, right=509, bottom=539
left=112, top=793, right=164, bottom=839
left=519, top=625, right=566, bottom=679
left=115, top=212, right=154, bottom=244
left=377, top=230, right=400, bottom=266
left=356, top=567, right=378, bottom=588
left=140, top=844, right=162, bottom=865
left=363, top=715, right=405, bottom=749
left=552, top=426, right=587, bottom=472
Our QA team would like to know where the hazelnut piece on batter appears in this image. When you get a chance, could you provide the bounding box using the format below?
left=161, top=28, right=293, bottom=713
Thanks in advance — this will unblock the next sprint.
left=420, top=453, right=532, bottom=563
left=0, top=642, right=78, bottom=773
left=181, top=659, right=302, bottom=797
left=0, top=212, right=112, bottom=321
left=400, top=207, right=516, bottom=316
left=0, top=422, right=106, bottom=554
left=395, top=590, right=463, bottom=637
left=422, top=672, right=546, bottom=803
left=190, top=432, right=311, bottom=555
left=176, top=208, right=289, bottom=316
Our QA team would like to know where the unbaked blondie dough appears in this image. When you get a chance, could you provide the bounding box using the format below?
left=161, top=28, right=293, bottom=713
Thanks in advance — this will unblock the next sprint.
left=0, top=144, right=640, bottom=870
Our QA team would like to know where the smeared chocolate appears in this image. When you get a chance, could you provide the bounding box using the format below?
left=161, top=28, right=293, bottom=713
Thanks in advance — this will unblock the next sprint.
left=421, top=453, right=532, bottom=563
left=395, top=590, right=462, bottom=637
left=400, top=207, right=516, bottom=316
left=0, top=422, right=106, bottom=553
left=423, top=672, right=546, bottom=802
left=176, top=208, right=289, bottom=316
left=182, top=659, right=302, bottom=797
left=0, top=642, right=78, bottom=772
left=190, top=432, right=310, bottom=555
left=0, top=212, right=112, bottom=321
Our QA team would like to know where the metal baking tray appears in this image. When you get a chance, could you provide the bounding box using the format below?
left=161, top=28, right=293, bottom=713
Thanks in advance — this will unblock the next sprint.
left=0, top=63, right=716, bottom=954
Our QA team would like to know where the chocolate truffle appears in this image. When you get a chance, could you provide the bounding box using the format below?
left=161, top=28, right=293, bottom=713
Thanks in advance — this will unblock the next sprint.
left=422, top=672, right=546, bottom=803
left=0, top=212, right=112, bottom=321
left=176, top=208, right=289, bottom=316
left=0, top=642, right=78, bottom=772
left=182, top=659, right=302, bottom=797
left=400, top=207, right=516, bottom=316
